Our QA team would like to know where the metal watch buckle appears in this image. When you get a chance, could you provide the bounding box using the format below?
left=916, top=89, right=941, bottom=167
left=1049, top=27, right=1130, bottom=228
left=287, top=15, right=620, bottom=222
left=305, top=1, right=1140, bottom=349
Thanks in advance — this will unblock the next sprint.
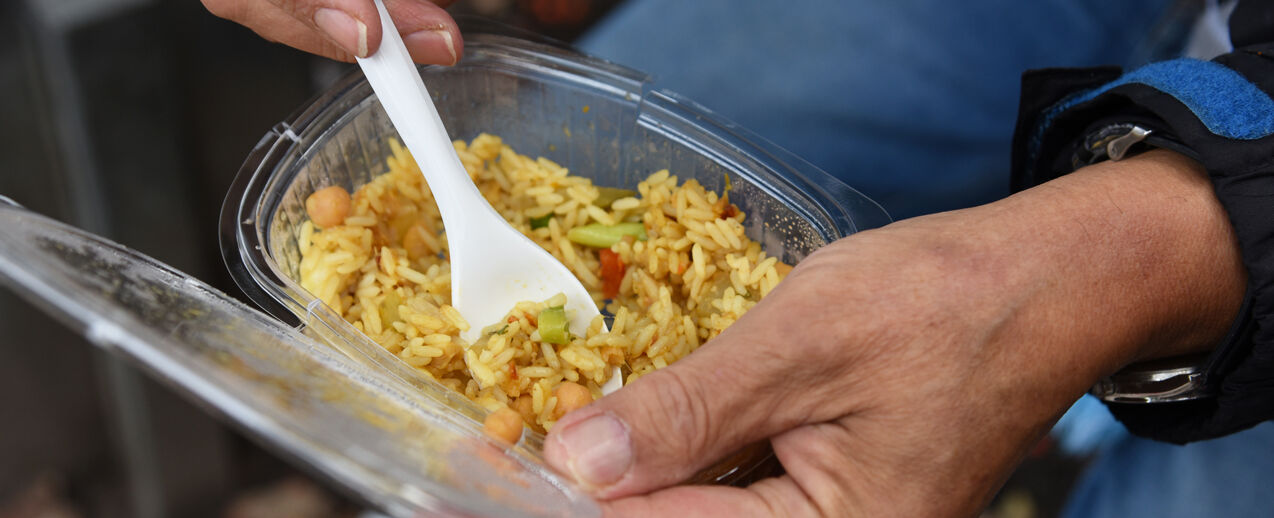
left=1071, top=124, right=1153, bottom=169
left=1090, top=352, right=1213, bottom=403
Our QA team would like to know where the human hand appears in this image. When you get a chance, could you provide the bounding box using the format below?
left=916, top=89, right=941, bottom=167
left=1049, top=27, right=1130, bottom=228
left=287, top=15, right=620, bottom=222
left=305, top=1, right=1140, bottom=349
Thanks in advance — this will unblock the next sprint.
left=543, top=150, right=1246, bottom=516
left=201, top=0, right=462, bottom=64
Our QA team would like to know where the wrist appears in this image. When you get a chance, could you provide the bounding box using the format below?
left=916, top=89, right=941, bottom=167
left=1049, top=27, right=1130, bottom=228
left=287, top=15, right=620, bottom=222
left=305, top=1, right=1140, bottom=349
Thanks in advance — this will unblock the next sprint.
left=866, top=149, right=1244, bottom=401
left=982, top=149, right=1243, bottom=376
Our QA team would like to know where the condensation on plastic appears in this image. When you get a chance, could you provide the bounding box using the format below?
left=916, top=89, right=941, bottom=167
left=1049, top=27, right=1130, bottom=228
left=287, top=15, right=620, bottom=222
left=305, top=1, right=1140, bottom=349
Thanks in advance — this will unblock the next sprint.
left=0, top=203, right=599, bottom=517
left=219, top=32, right=890, bottom=488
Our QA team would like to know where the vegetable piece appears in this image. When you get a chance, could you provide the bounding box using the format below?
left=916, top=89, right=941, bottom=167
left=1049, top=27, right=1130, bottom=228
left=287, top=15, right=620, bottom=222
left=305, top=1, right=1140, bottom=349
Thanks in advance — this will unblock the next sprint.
left=305, top=186, right=351, bottom=228
left=552, top=382, right=593, bottom=419
left=379, top=290, right=401, bottom=324
left=483, top=407, right=523, bottom=444
left=598, top=248, right=626, bottom=299
left=529, top=213, right=553, bottom=229
left=537, top=306, right=569, bottom=344
left=566, top=222, right=647, bottom=248
left=593, top=187, right=637, bottom=208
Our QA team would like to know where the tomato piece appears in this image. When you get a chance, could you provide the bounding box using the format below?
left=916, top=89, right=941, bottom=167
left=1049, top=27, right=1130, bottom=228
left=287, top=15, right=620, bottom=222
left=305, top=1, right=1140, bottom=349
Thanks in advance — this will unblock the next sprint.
left=599, top=248, right=626, bottom=299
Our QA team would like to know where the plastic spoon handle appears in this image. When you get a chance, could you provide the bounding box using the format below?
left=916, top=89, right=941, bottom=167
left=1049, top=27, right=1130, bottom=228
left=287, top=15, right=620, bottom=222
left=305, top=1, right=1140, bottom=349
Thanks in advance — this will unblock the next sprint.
left=355, top=0, right=496, bottom=239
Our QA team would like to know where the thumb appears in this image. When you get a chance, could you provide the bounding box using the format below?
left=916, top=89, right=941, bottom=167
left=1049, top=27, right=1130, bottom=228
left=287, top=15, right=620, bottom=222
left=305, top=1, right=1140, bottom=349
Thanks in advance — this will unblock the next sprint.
left=543, top=312, right=815, bottom=499
left=293, top=0, right=462, bottom=64
left=303, top=0, right=380, bottom=58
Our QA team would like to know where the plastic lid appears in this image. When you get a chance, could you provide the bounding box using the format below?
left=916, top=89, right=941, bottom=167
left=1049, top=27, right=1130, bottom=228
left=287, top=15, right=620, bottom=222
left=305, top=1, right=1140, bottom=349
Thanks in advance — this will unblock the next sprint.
left=0, top=202, right=598, bottom=518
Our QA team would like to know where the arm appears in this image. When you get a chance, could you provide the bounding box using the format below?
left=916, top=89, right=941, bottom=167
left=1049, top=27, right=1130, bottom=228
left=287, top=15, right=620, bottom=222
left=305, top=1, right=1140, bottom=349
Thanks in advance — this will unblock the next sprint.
left=543, top=149, right=1244, bottom=516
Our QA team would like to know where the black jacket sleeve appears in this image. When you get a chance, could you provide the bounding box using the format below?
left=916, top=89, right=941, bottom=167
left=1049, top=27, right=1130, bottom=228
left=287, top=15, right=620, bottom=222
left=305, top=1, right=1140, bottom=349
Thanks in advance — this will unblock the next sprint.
left=1009, top=19, right=1274, bottom=443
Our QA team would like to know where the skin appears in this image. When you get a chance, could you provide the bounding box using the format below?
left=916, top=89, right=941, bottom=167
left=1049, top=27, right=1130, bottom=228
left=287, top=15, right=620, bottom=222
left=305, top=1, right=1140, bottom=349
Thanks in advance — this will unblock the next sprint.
left=541, top=150, right=1246, bottom=517
left=201, top=6, right=1249, bottom=513
left=201, top=0, right=463, bottom=65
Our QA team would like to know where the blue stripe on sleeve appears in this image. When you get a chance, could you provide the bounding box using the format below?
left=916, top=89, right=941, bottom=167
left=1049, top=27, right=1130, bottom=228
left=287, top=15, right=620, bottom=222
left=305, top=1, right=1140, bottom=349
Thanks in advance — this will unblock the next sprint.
left=1074, top=59, right=1274, bottom=140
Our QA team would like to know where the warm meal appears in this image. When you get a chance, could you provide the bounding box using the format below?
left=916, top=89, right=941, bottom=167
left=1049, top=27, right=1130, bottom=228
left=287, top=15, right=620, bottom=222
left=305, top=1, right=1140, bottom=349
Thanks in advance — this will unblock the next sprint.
left=298, top=133, right=790, bottom=440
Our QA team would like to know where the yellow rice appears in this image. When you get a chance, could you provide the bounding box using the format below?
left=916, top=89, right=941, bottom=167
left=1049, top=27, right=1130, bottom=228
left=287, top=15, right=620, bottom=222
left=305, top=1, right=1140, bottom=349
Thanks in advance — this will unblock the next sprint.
left=298, top=133, right=787, bottom=432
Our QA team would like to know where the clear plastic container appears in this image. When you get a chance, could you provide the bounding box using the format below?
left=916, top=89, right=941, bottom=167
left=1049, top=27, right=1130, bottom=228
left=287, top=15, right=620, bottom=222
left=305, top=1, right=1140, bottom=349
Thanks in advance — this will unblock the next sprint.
left=0, top=198, right=599, bottom=517
left=220, top=31, right=888, bottom=492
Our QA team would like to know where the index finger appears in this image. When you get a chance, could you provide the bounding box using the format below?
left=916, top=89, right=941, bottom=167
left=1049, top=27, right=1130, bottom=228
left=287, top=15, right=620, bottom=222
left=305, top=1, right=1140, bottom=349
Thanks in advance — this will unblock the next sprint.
left=603, top=477, right=816, bottom=518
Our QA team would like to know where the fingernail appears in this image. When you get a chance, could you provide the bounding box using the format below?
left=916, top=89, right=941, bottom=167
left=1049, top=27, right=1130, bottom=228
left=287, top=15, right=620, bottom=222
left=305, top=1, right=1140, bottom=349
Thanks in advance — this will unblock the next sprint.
left=314, top=8, right=368, bottom=58
left=404, top=29, right=458, bottom=65
left=546, top=413, right=632, bottom=488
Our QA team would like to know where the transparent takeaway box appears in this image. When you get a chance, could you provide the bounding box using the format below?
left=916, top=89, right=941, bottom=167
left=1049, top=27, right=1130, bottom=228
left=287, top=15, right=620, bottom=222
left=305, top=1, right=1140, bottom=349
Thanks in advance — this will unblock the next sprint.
left=0, top=31, right=889, bottom=518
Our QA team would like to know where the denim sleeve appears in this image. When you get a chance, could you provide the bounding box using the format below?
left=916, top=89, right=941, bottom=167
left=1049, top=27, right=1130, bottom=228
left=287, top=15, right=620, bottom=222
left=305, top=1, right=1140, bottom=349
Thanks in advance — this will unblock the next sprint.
left=1010, top=41, right=1274, bottom=443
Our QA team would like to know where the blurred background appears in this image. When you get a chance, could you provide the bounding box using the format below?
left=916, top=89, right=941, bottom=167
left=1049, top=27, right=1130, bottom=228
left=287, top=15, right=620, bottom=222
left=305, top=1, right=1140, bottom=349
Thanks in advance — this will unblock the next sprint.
left=0, top=1, right=1084, bottom=517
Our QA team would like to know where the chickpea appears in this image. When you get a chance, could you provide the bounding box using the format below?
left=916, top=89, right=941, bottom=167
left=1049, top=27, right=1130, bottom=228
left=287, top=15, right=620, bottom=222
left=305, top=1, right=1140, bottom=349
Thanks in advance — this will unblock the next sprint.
left=402, top=222, right=435, bottom=261
left=483, top=407, right=523, bottom=444
left=552, top=382, right=593, bottom=420
left=305, top=186, right=351, bottom=228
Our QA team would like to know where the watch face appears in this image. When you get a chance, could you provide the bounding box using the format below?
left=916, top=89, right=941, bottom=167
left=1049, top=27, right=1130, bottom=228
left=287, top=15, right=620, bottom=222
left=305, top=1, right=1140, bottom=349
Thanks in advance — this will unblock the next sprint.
left=1091, top=352, right=1213, bottom=403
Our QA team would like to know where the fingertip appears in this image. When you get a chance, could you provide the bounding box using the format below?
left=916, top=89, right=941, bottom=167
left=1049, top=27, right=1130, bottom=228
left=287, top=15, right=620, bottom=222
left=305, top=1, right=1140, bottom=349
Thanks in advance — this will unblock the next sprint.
left=379, top=0, right=463, bottom=64
left=354, top=0, right=387, bottom=58
left=313, top=8, right=371, bottom=58
left=314, top=0, right=402, bottom=60
left=603, top=484, right=785, bottom=518
left=362, top=21, right=382, bottom=58
left=542, top=415, right=572, bottom=472
left=544, top=411, right=634, bottom=494
left=544, top=360, right=764, bottom=498
left=403, top=27, right=462, bottom=65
